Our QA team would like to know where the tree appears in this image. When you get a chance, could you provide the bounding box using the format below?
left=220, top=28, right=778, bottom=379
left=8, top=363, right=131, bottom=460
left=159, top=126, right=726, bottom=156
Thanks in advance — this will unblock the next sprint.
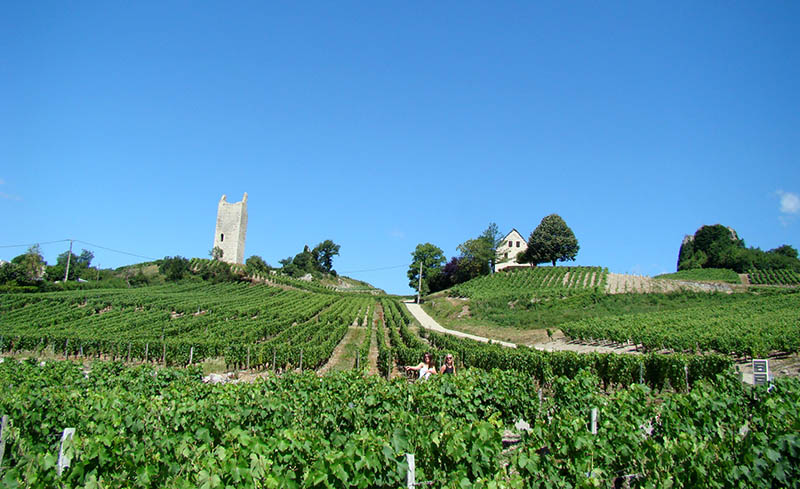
left=210, top=246, right=224, bottom=261
left=311, top=240, right=341, bottom=274
left=451, top=222, right=502, bottom=284
left=159, top=256, right=189, bottom=282
left=245, top=255, right=271, bottom=275
left=16, top=245, right=46, bottom=284
left=77, top=249, right=94, bottom=267
left=520, top=214, right=579, bottom=267
left=0, top=261, right=21, bottom=285
left=407, top=243, right=446, bottom=297
left=292, top=246, right=315, bottom=275
left=480, top=222, right=503, bottom=271
left=769, top=244, right=798, bottom=259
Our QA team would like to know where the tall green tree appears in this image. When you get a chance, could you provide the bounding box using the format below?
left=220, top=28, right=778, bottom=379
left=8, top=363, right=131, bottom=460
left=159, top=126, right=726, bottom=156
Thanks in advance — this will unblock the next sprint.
left=408, top=243, right=446, bottom=296
left=456, top=222, right=502, bottom=278
left=312, top=239, right=341, bottom=274
left=77, top=249, right=94, bottom=267
left=520, top=214, right=579, bottom=267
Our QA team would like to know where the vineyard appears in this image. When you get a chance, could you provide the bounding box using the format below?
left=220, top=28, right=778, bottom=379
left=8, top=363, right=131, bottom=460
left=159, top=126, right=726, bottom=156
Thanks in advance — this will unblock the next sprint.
left=380, top=299, right=732, bottom=390
left=654, top=268, right=742, bottom=284
left=748, top=268, right=800, bottom=286
left=2, top=274, right=800, bottom=487
left=449, top=266, right=608, bottom=301
left=0, top=283, right=375, bottom=370
left=1, top=359, right=798, bottom=488
left=559, top=291, right=800, bottom=357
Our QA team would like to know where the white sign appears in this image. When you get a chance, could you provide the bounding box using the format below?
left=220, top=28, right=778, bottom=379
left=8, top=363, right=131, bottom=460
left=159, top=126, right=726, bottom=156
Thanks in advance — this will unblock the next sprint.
left=57, top=428, right=76, bottom=476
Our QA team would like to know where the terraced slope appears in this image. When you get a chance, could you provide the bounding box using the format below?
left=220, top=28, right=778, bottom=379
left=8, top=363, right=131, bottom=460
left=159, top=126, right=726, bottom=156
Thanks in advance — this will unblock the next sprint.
left=560, top=291, right=800, bottom=357
left=0, top=282, right=374, bottom=369
left=450, top=266, right=607, bottom=301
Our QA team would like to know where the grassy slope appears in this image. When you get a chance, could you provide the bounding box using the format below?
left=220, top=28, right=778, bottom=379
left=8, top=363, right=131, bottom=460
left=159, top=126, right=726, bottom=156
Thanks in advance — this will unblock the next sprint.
left=421, top=266, right=787, bottom=345
left=654, top=268, right=741, bottom=284
left=424, top=289, right=758, bottom=332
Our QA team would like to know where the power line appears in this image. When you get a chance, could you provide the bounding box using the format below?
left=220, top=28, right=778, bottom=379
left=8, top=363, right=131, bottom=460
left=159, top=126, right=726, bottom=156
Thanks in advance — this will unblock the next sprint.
left=339, top=264, right=407, bottom=274
left=0, top=239, right=70, bottom=249
left=0, top=238, right=157, bottom=261
left=2, top=238, right=402, bottom=271
left=73, top=240, right=157, bottom=261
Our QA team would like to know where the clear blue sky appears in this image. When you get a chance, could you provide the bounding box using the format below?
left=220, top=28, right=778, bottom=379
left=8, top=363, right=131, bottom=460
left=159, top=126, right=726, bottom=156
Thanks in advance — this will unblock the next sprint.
left=2, top=2, right=798, bottom=294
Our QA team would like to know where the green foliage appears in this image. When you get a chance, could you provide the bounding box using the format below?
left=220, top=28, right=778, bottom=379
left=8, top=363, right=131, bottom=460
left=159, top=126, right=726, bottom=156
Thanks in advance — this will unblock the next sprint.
left=677, top=225, right=800, bottom=273
left=519, top=214, right=579, bottom=267
left=77, top=249, right=94, bottom=267
left=770, top=244, right=799, bottom=259
left=159, top=256, right=190, bottom=282
left=311, top=239, right=340, bottom=274
left=12, top=245, right=46, bottom=285
left=655, top=268, right=741, bottom=283
left=451, top=266, right=607, bottom=302
left=245, top=255, right=270, bottom=275
left=560, top=291, right=800, bottom=357
left=452, top=222, right=502, bottom=283
left=407, top=243, right=446, bottom=296
left=748, top=269, right=800, bottom=286
left=279, top=241, right=341, bottom=278
left=209, top=246, right=224, bottom=261
left=3, top=359, right=797, bottom=488
left=0, top=261, right=22, bottom=285
left=0, top=282, right=375, bottom=369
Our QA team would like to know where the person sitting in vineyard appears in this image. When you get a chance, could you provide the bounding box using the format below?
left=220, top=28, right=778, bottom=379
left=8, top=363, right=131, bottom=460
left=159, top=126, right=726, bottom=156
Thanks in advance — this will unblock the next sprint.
left=440, top=353, right=456, bottom=375
left=406, top=352, right=436, bottom=380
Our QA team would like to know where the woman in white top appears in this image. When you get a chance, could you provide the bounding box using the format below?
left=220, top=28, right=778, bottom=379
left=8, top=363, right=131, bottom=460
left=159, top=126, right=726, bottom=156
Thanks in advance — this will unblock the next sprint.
left=406, top=352, right=437, bottom=380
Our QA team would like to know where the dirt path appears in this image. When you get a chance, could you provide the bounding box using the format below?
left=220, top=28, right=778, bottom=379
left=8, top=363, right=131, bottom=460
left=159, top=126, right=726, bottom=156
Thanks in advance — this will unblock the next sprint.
left=403, top=301, right=517, bottom=348
left=317, top=326, right=365, bottom=373
left=531, top=334, right=640, bottom=355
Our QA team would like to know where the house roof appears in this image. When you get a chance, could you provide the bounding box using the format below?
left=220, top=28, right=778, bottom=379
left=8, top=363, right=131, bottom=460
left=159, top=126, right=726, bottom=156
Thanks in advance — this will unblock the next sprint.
left=501, top=228, right=526, bottom=241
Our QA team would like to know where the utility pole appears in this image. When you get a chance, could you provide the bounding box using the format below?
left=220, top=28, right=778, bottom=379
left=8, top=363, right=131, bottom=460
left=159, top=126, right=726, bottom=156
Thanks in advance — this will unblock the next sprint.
left=416, top=261, right=423, bottom=304
left=63, top=240, right=74, bottom=283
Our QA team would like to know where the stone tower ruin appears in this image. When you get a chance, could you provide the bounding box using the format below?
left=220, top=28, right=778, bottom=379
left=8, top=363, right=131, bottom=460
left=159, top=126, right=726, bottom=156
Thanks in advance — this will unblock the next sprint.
left=213, top=193, right=248, bottom=264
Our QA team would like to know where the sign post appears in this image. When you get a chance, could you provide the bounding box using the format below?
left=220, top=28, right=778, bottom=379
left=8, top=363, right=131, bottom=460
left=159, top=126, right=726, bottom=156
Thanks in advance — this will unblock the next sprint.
left=57, top=428, right=76, bottom=476
left=753, top=359, right=769, bottom=385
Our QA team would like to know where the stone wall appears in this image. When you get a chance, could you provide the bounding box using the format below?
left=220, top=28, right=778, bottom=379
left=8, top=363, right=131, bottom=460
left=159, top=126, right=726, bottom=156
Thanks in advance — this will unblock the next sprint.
left=213, top=193, right=248, bottom=264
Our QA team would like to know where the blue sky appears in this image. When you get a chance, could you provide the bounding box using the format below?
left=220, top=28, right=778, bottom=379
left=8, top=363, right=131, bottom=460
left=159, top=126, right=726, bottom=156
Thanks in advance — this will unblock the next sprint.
left=1, top=2, right=798, bottom=295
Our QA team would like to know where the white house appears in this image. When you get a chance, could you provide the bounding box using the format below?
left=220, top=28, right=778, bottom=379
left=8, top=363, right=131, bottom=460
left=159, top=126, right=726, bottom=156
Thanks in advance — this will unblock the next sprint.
left=495, top=229, right=528, bottom=271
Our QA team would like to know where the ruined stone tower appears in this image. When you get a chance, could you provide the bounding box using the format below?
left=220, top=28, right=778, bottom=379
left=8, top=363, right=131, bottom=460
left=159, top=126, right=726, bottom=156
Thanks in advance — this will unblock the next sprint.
left=213, top=193, right=248, bottom=264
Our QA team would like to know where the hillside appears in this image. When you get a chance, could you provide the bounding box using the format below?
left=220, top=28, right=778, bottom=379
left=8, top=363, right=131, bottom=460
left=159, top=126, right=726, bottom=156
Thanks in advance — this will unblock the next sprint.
left=3, top=266, right=799, bottom=487
left=422, top=266, right=799, bottom=351
left=0, top=282, right=377, bottom=369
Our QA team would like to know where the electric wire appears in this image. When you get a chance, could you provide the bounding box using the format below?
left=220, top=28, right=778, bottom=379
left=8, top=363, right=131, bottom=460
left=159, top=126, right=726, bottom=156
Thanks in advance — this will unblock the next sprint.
left=0, top=238, right=156, bottom=261
left=338, top=264, right=406, bottom=274
left=73, top=240, right=157, bottom=261
left=2, top=239, right=401, bottom=272
left=0, top=239, right=70, bottom=248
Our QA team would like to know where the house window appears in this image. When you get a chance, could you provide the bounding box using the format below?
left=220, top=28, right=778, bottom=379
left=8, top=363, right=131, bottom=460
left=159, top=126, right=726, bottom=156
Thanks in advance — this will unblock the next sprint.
left=516, top=241, right=520, bottom=247
left=504, top=252, right=509, bottom=259
left=220, top=234, right=224, bottom=242
left=508, top=240, right=512, bottom=247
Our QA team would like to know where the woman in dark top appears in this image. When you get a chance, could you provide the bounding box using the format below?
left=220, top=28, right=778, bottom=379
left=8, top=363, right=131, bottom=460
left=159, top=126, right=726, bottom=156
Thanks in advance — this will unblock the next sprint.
left=440, top=353, right=456, bottom=375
